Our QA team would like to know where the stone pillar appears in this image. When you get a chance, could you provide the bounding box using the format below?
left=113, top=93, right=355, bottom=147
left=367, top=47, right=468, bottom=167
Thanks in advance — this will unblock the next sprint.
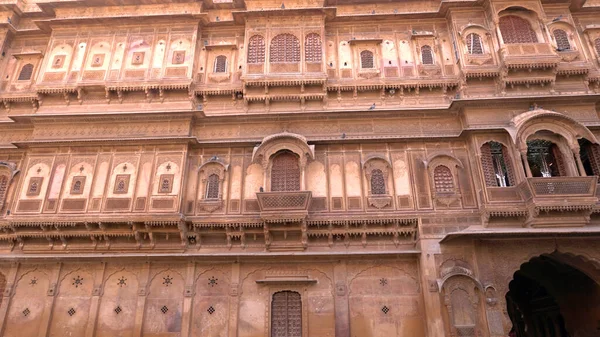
left=40, top=262, right=62, bottom=337
left=228, top=262, right=240, bottom=337
left=85, top=262, right=107, bottom=337
left=333, top=260, right=349, bottom=337
left=0, top=262, right=19, bottom=335
left=572, top=147, right=586, bottom=176
left=181, top=261, right=196, bottom=337
left=520, top=151, right=532, bottom=178
left=419, top=239, right=446, bottom=337
left=133, top=262, right=150, bottom=337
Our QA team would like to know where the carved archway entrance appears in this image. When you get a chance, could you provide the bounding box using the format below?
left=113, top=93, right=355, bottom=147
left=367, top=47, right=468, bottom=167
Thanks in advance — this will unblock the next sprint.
left=506, top=253, right=600, bottom=337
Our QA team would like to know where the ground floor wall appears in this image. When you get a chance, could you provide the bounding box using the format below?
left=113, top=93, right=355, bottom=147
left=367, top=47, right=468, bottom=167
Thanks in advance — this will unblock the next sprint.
left=0, top=237, right=597, bottom=337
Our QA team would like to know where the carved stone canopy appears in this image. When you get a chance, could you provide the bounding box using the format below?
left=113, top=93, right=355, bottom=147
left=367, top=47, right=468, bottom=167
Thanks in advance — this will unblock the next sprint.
left=252, top=132, right=315, bottom=169
left=0, top=161, right=19, bottom=178
left=507, top=108, right=598, bottom=151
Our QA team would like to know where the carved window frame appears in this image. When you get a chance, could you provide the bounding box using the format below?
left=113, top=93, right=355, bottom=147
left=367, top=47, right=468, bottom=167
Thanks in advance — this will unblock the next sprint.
left=198, top=160, right=228, bottom=201
left=90, top=54, right=105, bottom=67
left=17, top=63, right=34, bottom=81
left=113, top=174, right=130, bottom=194
left=360, top=50, right=375, bottom=69
left=363, top=158, right=391, bottom=196
left=26, top=177, right=43, bottom=196
left=552, top=28, right=571, bottom=51
left=172, top=50, right=186, bottom=65
left=480, top=140, right=516, bottom=187
left=427, top=155, right=463, bottom=197
left=70, top=176, right=86, bottom=195
left=158, top=174, right=174, bottom=194
left=213, top=55, right=228, bottom=73
left=420, top=45, right=434, bottom=65
left=465, top=33, right=484, bottom=55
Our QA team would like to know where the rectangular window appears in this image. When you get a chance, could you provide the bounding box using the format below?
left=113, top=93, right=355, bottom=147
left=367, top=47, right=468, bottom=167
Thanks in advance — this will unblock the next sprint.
left=26, top=177, right=43, bottom=196
left=70, top=176, right=86, bottom=195
left=159, top=174, right=174, bottom=193
left=113, top=174, right=130, bottom=194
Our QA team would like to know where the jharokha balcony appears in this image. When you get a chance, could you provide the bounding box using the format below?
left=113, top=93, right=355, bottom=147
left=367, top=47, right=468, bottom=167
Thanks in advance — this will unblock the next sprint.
left=517, top=176, right=598, bottom=227
left=500, top=43, right=560, bottom=70
left=256, top=191, right=312, bottom=221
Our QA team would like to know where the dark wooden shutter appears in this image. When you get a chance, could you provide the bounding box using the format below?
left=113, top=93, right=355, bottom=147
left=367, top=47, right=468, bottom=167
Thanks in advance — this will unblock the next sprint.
left=499, top=15, right=538, bottom=44
left=271, top=152, right=300, bottom=192
left=551, top=144, right=566, bottom=176
left=370, top=169, right=386, bottom=194
left=502, top=145, right=516, bottom=186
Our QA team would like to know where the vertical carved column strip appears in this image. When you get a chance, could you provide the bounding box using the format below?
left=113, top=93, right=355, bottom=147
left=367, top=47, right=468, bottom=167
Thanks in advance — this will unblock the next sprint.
left=133, top=261, right=150, bottom=337
left=180, top=260, right=196, bottom=337
left=229, top=262, right=240, bottom=337
left=85, top=261, right=106, bottom=337
left=39, top=262, right=62, bottom=337
left=419, top=240, right=446, bottom=337
left=333, top=260, right=349, bottom=337
left=0, top=262, right=19, bottom=335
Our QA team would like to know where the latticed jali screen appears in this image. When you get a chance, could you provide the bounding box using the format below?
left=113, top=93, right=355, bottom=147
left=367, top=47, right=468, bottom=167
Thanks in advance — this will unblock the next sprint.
left=270, top=34, right=300, bottom=63
left=499, top=15, right=538, bottom=44
left=370, top=169, right=386, bottom=195
left=271, top=291, right=302, bottom=337
left=421, top=46, right=434, bottom=65
left=434, top=165, right=454, bottom=192
left=248, top=35, right=266, bottom=64
left=305, top=33, right=322, bottom=63
left=205, top=174, right=220, bottom=199
left=466, top=33, right=483, bottom=54
left=271, top=152, right=301, bottom=192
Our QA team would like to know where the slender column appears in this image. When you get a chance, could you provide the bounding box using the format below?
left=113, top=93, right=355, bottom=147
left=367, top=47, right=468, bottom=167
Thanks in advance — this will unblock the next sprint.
left=419, top=239, right=446, bottom=337
left=133, top=262, right=150, bottom=337
left=181, top=261, right=196, bottom=337
left=572, top=147, right=586, bottom=176
left=0, top=262, right=19, bottom=335
left=228, top=262, right=240, bottom=337
left=520, top=150, right=532, bottom=178
left=40, top=262, right=62, bottom=337
left=333, top=260, right=349, bottom=337
left=85, top=262, right=106, bottom=337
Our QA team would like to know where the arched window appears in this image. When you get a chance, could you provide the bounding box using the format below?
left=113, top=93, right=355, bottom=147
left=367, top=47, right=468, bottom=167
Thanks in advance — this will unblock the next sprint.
left=305, top=33, right=322, bottom=63
left=434, top=165, right=454, bottom=193
left=270, top=34, right=300, bottom=63
left=73, top=180, right=82, bottom=193
left=526, top=139, right=565, bottom=177
left=595, top=38, right=600, bottom=56
left=370, top=169, right=386, bottom=195
left=214, top=55, right=227, bottom=73
left=466, top=33, right=484, bottom=54
left=360, top=50, right=374, bottom=69
left=499, top=15, right=538, bottom=44
left=248, top=35, right=265, bottom=64
left=481, top=141, right=515, bottom=187
left=205, top=173, right=220, bottom=199
left=271, top=291, right=302, bottom=337
left=17, top=64, right=34, bottom=81
left=421, top=45, right=434, bottom=65
left=271, top=151, right=300, bottom=192
left=553, top=29, right=571, bottom=51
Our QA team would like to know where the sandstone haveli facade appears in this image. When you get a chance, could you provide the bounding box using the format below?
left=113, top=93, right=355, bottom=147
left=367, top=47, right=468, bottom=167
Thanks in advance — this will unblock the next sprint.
left=0, top=0, right=599, bottom=336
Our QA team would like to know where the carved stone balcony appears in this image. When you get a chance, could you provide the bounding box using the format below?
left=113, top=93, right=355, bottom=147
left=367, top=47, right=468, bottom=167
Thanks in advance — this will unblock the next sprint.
left=517, top=176, right=598, bottom=227
left=500, top=43, right=560, bottom=70
left=256, top=191, right=312, bottom=221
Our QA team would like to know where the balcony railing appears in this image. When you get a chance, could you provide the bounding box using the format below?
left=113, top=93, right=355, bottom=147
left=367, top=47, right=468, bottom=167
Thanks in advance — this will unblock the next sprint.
left=500, top=43, right=560, bottom=69
left=256, top=191, right=312, bottom=221
left=519, top=176, right=597, bottom=200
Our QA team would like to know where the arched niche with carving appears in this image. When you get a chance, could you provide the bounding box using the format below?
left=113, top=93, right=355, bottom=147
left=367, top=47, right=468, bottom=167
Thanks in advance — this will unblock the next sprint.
left=425, top=153, right=464, bottom=206
left=363, top=156, right=393, bottom=209
left=438, top=259, right=486, bottom=337
left=196, top=157, right=229, bottom=213
left=252, top=132, right=315, bottom=191
left=0, top=161, right=19, bottom=213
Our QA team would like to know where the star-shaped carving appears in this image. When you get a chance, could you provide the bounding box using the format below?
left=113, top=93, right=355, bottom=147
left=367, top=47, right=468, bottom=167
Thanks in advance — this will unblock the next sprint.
left=379, top=278, right=388, bottom=286
left=117, top=276, right=127, bottom=287
left=208, top=276, right=218, bottom=287
left=30, top=277, right=37, bottom=286
left=72, top=275, right=84, bottom=288
left=163, top=275, right=173, bottom=287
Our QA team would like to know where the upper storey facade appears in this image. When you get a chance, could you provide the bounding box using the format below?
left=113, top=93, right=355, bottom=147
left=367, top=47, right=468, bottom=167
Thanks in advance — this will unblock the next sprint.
left=0, top=0, right=600, bottom=115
